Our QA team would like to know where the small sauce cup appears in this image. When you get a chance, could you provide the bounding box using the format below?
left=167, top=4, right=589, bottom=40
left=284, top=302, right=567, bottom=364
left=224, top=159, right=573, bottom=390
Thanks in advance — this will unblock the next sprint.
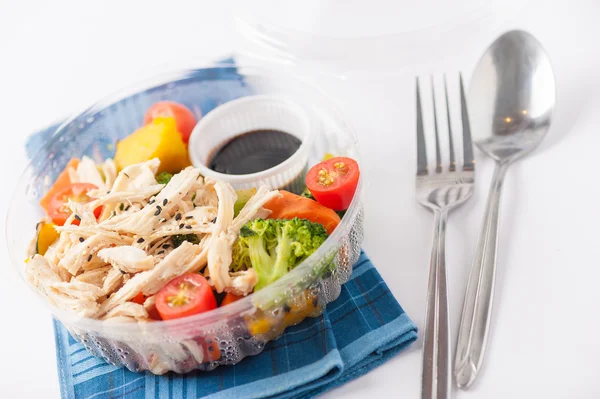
left=188, top=94, right=314, bottom=192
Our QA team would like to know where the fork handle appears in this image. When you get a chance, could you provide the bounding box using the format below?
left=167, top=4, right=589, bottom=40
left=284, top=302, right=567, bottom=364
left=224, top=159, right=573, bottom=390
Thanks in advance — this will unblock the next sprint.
left=422, top=210, right=450, bottom=399
left=454, top=161, right=510, bottom=389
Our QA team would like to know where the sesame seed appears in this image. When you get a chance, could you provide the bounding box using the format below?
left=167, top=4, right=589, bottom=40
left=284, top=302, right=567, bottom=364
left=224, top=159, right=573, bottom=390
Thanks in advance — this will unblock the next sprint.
left=74, top=214, right=81, bottom=221
left=211, top=217, right=217, bottom=224
left=123, top=172, right=130, bottom=178
left=137, top=238, right=145, bottom=243
left=119, top=203, right=124, bottom=211
left=162, top=198, right=167, bottom=206
left=78, top=237, right=85, bottom=243
left=175, top=214, right=182, bottom=221
left=154, top=208, right=161, bottom=216
left=186, top=216, right=193, bottom=219
left=162, top=244, right=170, bottom=249
left=157, top=250, right=165, bottom=255
left=179, top=223, right=185, bottom=229
left=149, top=199, right=155, bottom=205
left=87, top=254, right=92, bottom=262
left=125, top=205, right=131, bottom=211
left=185, top=225, right=192, bottom=229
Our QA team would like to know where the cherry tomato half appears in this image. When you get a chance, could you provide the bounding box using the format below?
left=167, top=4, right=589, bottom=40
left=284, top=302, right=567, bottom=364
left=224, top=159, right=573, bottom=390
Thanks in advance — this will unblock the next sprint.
left=143, top=101, right=197, bottom=144
left=155, top=273, right=216, bottom=320
left=305, top=157, right=360, bottom=211
left=47, top=183, right=99, bottom=226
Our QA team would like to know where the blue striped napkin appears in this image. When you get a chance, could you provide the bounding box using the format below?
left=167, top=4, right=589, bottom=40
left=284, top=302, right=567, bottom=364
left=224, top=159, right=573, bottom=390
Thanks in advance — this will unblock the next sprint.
left=52, top=252, right=417, bottom=399
left=27, top=58, right=418, bottom=398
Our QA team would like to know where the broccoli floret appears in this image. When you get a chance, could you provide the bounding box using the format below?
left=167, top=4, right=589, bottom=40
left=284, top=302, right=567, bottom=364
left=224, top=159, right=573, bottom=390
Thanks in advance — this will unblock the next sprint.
left=232, top=218, right=328, bottom=291
left=156, top=172, right=173, bottom=185
left=172, top=234, right=200, bottom=248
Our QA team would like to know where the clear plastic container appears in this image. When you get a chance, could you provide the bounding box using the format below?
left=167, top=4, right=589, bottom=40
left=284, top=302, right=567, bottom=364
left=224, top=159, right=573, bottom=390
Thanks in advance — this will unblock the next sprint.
left=6, top=63, right=363, bottom=374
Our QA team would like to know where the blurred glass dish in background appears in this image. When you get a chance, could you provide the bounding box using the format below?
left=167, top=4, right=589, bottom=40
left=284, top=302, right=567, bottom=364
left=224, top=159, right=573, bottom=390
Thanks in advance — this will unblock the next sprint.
left=233, top=0, right=529, bottom=76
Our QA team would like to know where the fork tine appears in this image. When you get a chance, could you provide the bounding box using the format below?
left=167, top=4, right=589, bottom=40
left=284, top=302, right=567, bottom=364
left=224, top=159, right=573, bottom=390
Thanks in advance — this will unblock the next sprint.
left=416, top=78, right=428, bottom=176
left=459, top=73, right=475, bottom=171
left=444, top=75, right=456, bottom=172
left=430, top=76, right=442, bottom=173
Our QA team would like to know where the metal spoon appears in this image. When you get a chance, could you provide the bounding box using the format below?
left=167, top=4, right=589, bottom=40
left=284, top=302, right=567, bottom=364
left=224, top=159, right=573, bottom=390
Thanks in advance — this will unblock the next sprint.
left=454, top=30, right=556, bottom=389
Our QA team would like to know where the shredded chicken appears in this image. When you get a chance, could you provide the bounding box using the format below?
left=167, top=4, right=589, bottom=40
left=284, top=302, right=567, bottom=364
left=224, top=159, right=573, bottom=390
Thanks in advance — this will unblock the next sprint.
left=103, top=316, right=138, bottom=324
left=102, top=268, right=124, bottom=295
left=143, top=295, right=156, bottom=311
left=226, top=269, right=259, bottom=296
left=26, top=256, right=99, bottom=317
left=99, top=167, right=200, bottom=236
left=48, top=280, right=105, bottom=302
left=75, top=266, right=112, bottom=287
left=57, top=233, right=130, bottom=275
left=98, top=246, right=154, bottom=273
left=26, top=158, right=279, bottom=321
left=207, top=233, right=235, bottom=293
left=101, top=159, right=117, bottom=190
left=73, top=156, right=105, bottom=189
left=103, top=302, right=149, bottom=320
left=230, top=186, right=282, bottom=231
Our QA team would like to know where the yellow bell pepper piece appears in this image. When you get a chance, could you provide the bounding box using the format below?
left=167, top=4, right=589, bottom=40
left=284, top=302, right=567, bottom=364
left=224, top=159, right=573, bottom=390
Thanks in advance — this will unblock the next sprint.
left=246, top=317, right=272, bottom=336
left=36, top=222, right=60, bottom=256
left=245, top=290, right=320, bottom=337
left=115, top=116, right=191, bottom=173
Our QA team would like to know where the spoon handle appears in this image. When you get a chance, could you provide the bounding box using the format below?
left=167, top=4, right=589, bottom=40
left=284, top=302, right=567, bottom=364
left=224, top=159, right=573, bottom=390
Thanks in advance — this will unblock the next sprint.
left=454, top=161, right=509, bottom=389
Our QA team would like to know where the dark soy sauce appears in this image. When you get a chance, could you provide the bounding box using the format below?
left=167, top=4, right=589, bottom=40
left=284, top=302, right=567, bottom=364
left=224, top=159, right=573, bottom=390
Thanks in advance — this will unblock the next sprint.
left=208, top=130, right=302, bottom=175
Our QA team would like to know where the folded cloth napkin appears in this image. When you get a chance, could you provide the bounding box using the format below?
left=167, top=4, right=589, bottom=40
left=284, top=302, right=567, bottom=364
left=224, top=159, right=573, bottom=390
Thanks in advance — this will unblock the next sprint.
left=52, top=252, right=417, bottom=399
left=27, top=58, right=418, bottom=398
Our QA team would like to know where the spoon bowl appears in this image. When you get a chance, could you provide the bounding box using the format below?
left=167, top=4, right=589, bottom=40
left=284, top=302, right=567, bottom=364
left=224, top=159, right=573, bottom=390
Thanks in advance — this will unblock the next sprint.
left=469, top=30, right=556, bottom=162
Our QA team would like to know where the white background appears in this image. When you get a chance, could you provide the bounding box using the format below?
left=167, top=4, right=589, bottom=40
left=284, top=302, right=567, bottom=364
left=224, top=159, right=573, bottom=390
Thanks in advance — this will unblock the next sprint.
left=1, top=0, right=600, bottom=398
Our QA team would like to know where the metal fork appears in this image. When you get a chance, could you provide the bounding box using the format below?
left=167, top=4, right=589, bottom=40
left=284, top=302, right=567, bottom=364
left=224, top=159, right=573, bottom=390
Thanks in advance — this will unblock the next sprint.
left=416, top=75, right=475, bottom=399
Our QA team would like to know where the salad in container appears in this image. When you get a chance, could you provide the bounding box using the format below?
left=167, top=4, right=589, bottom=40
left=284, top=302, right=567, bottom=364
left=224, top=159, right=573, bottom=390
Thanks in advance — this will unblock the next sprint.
left=7, top=64, right=364, bottom=374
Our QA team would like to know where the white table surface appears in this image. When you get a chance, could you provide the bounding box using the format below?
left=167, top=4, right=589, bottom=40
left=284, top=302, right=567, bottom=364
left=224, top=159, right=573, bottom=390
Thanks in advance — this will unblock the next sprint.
left=1, top=1, right=600, bottom=398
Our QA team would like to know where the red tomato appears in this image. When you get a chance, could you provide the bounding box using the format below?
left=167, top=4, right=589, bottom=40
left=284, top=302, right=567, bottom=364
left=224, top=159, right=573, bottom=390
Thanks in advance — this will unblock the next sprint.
left=131, top=292, right=146, bottom=305
left=305, top=157, right=360, bottom=211
left=220, top=293, right=243, bottom=307
left=40, top=158, right=79, bottom=213
left=143, top=101, right=197, bottom=144
left=155, top=273, right=216, bottom=320
left=47, top=183, right=99, bottom=226
left=93, top=206, right=103, bottom=220
left=194, top=335, right=221, bottom=361
left=147, top=306, right=162, bottom=321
